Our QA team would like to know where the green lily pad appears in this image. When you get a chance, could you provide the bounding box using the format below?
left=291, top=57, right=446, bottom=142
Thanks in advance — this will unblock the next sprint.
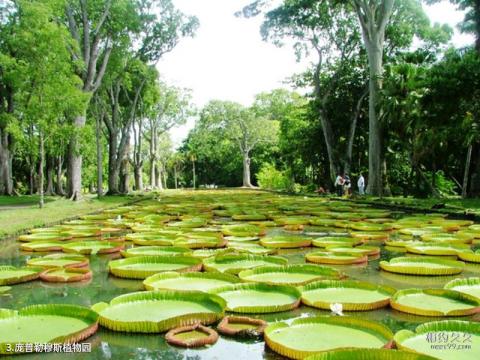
left=109, top=256, right=203, bottom=279
left=222, top=224, right=265, bottom=237
left=62, top=241, right=124, bottom=255
left=306, top=251, right=368, bottom=265
left=227, top=241, right=276, bottom=255
left=305, top=349, right=436, bottom=360
left=26, top=254, right=89, bottom=268
left=144, top=271, right=241, bottom=292
left=20, top=241, right=64, bottom=252
left=0, top=304, right=98, bottom=354
left=40, top=267, right=92, bottom=283
left=91, top=290, right=225, bottom=333
left=394, top=320, right=480, bottom=360
left=0, top=266, right=43, bottom=285
left=379, top=256, right=464, bottom=276
left=203, top=254, right=287, bottom=274
left=265, top=316, right=393, bottom=359
left=299, top=280, right=396, bottom=311
left=121, top=246, right=192, bottom=258
left=325, top=245, right=380, bottom=256
left=444, top=277, right=480, bottom=299
left=405, top=243, right=470, bottom=256
left=390, top=288, right=480, bottom=316
left=458, top=250, right=480, bottom=263
left=17, top=232, right=71, bottom=242
left=259, top=236, right=312, bottom=249
left=238, top=264, right=343, bottom=286
left=311, top=236, right=362, bottom=248
left=224, top=236, right=260, bottom=242
left=211, top=283, right=300, bottom=313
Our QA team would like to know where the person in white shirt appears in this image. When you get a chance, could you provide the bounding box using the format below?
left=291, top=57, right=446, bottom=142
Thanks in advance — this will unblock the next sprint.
left=334, top=173, right=344, bottom=196
left=357, top=173, right=365, bottom=195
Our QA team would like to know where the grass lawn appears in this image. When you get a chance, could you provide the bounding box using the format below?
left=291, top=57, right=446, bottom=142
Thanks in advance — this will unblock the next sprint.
left=0, top=194, right=147, bottom=238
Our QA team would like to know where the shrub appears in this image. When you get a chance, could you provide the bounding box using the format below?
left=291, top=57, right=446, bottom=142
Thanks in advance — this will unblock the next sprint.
left=256, top=164, right=295, bottom=191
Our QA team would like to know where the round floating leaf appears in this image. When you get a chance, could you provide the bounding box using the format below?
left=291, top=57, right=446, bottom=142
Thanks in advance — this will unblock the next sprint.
left=227, top=241, right=276, bottom=255
left=40, top=267, right=92, bottom=283
left=121, top=246, right=192, bottom=258
left=390, top=288, right=480, bottom=316
left=349, top=222, right=393, bottom=232
left=458, top=250, right=480, bottom=263
left=173, top=236, right=226, bottom=249
left=260, top=236, right=312, bottom=249
left=379, top=256, right=464, bottom=276
left=222, top=224, right=265, bottom=237
left=238, top=264, right=343, bottom=286
left=420, top=233, right=473, bottom=244
left=18, top=232, right=71, bottom=242
left=394, top=320, right=480, bottom=359
left=62, top=241, right=125, bottom=255
left=0, top=304, right=98, bottom=354
left=168, top=218, right=207, bottom=228
left=0, top=266, right=43, bottom=285
left=350, top=232, right=390, bottom=241
left=265, top=316, right=393, bottom=360
left=165, top=323, right=219, bottom=348
left=444, top=277, right=480, bottom=300
left=211, top=283, right=301, bottom=313
left=217, top=316, right=267, bottom=338
left=91, top=290, right=225, bottom=333
left=312, top=236, right=362, bottom=248
left=306, top=251, right=368, bottom=265
left=109, top=256, right=203, bottom=279
left=26, top=254, right=89, bottom=269
left=224, top=236, right=260, bottom=242
left=406, top=243, right=470, bottom=256
left=20, top=241, right=64, bottom=252
left=143, top=271, right=241, bottom=292
left=203, top=254, right=287, bottom=274
left=299, top=280, right=396, bottom=311
left=232, top=214, right=267, bottom=221
left=325, top=245, right=380, bottom=256
left=304, top=349, right=437, bottom=360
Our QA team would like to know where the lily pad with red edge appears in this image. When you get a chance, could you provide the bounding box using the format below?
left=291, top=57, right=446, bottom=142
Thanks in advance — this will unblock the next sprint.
left=306, top=251, right=368, bottom=265
left=40, top=267, right=92, bottom=283
left=26, top=253, right=89, bottom=268
left=379, top=256, right=464, bottom=276
left=165, top=323, right=219, bottom=348
left=217, top=316, right=267, bottom=338
left=0, top=265, right=44, bottom=285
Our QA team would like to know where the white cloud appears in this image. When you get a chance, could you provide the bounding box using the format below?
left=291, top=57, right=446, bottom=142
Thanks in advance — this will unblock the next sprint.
left=161, top=0, right=475, bottom=147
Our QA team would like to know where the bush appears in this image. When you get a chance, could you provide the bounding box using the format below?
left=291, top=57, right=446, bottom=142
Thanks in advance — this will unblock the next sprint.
left=256, top=164, right=295, bottom=191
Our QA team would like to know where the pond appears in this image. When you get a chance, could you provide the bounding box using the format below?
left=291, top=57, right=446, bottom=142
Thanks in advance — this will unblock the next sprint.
left=1, top=190, right=479, bottom=359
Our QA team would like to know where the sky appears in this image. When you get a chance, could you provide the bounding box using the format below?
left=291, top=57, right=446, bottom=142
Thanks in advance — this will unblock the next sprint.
left=157, top=0, right=475, bottom=147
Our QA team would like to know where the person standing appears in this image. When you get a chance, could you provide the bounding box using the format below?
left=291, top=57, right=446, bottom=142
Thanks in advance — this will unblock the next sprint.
left=334, top=173, right=344, bottom=197
left=357, top=173, right=365, bottom=195
left=343, top=174, right=351, bottom=196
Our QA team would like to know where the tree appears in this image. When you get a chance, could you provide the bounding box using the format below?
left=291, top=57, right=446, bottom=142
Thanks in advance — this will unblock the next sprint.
left=199, top=101, right=279, bottom=187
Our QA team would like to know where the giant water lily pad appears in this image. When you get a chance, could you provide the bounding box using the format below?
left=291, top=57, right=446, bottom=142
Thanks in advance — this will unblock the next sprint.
left=211, top=283, right=300, bottom=313
left=299, top=280, right=395, bottom=311
left=394, top=320, right=480, bottom=360
left=121, top=246, right=192, bottom=258
left=20, top=241, right=64, bottom=252
left=27, top=254, right=89, bottom=268
left=326, top=245, right=380, bottom=256
left=306, top=251, right=368, bottom=265
left=227, top=241, right=276, bottom=255
left=311, top=236, right=362, bottom=248
left=390, top=289, right=480, bottom=316
left=165, top=323, right=219, bottom=348
left=40, top=267, right=92, bottom=283
left=238, top=264, right=342, bottom=286
left=379, top=256, right=464, bottom=276
left=260, top=236, right=312, bottom=249
left=444, top=277, right=480, bottom=299
left=143, top=271, right=241, bottom=292
left=109, top=256, right=203, bottom=279
left=458, top=250, right=480, bottom=263
left=17, top=232, right=71, bottom=242
left=265, top=316, right=393, bottom=360
left=222, top=224, right=265, bottom=237
left=0, top=304, right=98, bottom=354
left=0, top=266, right=43, bottom=285
left=91, top=290, right=225, bottom=333
left=304, top=349, right=436, bottom=360
left=174, top=236, right=225, bottom=249
left=405, top=243, right=470, bottom=256
left=203, top=254, right=287, bottom=274
left=420, top=233, right=473, bottom=244
left=62, top=241, right=124, bottom=255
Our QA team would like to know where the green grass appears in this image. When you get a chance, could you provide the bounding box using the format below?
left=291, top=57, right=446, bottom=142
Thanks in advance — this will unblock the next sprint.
left=0, top=194, right=145, bottom=238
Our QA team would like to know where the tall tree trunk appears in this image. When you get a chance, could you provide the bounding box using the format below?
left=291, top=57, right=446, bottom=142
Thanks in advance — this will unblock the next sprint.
left=155, top=163, right=163, bottom=190
left=174, top=166, right=178, bottom=189
left=29, top=160, right=35, bottom=195
left=365, top=42, right=383, bottom=196
left=463, top=144, right=473, bottom=198
left=242, top=152, right=252, bottom=187
left=45, top=156, right=55, bottom=195
left=38, top=132, right=45, bottom=208
left=0, top=130, right=13, bottom=195
left=67, top=113, right=86, bottom=200
left=107, top=132, right=120, bottom=194
left=96, top=113, right=104, bottom=197
left=162, top=162, right=167, bottom=190
left=56, top=156, right=65, bottom=196
left=134, top=165, right=143, bottom=191
left=192, top=160, right=196, bottom=189
left=345, top=87, right=368, bottom=174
